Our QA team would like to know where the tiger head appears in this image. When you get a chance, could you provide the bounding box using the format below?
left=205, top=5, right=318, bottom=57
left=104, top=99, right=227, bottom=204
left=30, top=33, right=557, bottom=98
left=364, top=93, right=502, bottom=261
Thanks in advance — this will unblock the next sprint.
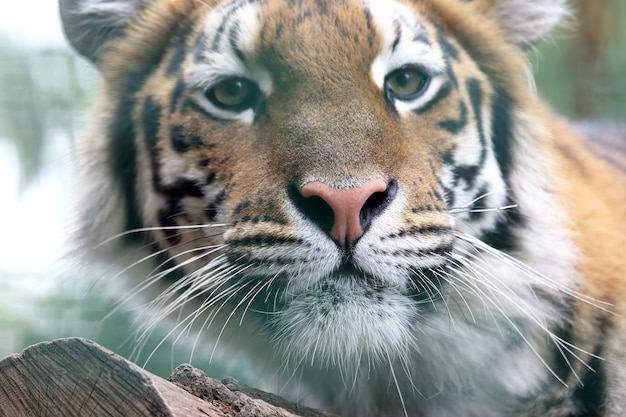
left=61, top=0, right=575, bottom=413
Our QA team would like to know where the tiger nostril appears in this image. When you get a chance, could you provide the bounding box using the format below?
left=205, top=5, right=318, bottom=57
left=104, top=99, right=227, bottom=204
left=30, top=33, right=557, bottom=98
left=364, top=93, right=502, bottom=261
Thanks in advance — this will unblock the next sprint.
left=360, top=178, right=398, bottom=232
left=288, top=186, right=335, bottom=235
left=290, top=178, right=397, bottom=251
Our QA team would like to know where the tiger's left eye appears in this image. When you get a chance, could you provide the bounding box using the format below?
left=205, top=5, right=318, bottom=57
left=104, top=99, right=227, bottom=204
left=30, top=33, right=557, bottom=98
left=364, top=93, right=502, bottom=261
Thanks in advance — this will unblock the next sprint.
left=385, top=68, right=429, bottom=100
left=206, top=77, right=260, bottom=111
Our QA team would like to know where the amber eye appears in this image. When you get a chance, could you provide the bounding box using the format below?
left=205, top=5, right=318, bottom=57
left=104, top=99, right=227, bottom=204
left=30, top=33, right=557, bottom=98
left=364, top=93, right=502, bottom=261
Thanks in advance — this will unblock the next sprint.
left=206, top=77, right=260, bottom=111
left=385, top=67, right=429, bottom=100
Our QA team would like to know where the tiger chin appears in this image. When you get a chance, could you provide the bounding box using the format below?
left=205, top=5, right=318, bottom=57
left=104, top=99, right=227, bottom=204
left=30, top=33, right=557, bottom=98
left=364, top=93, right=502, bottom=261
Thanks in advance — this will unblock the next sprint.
left=59, top=0, right=626, bottom=415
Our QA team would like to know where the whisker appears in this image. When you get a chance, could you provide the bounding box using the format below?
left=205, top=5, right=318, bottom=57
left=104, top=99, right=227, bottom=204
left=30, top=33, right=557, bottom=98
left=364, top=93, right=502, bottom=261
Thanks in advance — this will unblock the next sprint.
left=446, top=236, right=596, bottom=387
left=448, top=188, right=512, bottom=213
left=94, top=223, right=231, bottom=249
left=386, top=351, right=408, bottom=417
left=454, top=232, right=613, bottom=311
left=138, top=263, right=249, bottom=366
left=449, top=204, right=518, bottom=215
left=454, top=257, right=569, bottom=386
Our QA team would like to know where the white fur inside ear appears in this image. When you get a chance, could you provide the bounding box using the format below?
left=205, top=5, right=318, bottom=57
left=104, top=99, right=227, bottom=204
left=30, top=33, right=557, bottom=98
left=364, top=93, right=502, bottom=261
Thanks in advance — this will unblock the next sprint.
left=75, top=0, right=149, bottom=25
left=491, top=0, right=568, bottom=47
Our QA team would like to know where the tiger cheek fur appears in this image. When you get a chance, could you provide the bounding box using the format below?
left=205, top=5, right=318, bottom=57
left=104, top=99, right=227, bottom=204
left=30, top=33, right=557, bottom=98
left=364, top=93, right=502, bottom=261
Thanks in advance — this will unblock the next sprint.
left=61, top=0, right=626, bottom=416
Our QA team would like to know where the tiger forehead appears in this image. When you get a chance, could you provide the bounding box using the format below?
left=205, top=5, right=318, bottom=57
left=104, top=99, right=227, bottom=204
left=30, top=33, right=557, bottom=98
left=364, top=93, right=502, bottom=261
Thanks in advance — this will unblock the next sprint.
left=195, top=0, right=434, bottom=78
left=256, top=0, right=380, bottom=70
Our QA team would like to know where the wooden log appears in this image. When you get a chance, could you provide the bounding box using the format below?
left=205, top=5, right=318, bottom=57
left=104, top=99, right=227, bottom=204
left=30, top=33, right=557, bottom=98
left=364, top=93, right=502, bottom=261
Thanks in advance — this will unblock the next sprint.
left=168, top=364, right=339, bottom=417
left=0, top=338, right=337, bottom=417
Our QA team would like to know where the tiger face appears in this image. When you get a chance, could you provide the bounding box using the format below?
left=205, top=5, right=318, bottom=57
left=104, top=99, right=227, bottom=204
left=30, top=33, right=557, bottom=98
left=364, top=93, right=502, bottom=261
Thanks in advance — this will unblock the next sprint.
left=61, top=0, right=626, bottom=415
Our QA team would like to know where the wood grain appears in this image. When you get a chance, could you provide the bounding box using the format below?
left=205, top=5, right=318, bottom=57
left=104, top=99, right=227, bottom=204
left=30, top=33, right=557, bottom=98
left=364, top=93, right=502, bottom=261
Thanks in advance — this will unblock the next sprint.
left=0, top=338, right=337, bottom=417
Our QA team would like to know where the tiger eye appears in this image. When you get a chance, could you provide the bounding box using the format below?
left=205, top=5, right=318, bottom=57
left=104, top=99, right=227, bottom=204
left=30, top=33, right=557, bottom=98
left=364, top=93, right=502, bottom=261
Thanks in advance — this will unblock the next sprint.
left=385, top=68, right=429, bottom=99
left=211, top=78, right=252, bottom=108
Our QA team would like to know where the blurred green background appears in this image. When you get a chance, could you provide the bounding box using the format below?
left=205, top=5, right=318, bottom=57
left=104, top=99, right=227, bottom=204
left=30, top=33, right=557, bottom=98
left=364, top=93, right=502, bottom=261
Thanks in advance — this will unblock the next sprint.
left=0, top=1, right=624, bottom=380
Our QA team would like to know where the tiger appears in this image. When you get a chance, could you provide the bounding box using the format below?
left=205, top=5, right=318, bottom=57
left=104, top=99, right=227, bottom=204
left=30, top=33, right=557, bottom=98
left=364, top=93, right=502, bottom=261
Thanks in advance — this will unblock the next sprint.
left=58, top=0, right=626, bottom=415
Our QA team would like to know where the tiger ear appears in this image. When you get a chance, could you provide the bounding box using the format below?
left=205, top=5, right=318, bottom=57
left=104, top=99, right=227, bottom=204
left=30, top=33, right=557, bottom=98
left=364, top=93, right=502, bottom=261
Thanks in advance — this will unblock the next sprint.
left=475, top=0, right=568, bottom=48
left=59, top=0, right=150, bottom=62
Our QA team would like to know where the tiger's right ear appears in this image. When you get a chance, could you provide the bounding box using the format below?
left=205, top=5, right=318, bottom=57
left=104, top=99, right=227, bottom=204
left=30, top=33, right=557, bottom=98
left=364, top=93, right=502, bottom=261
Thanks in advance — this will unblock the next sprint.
left=468, top=0, right=568, bottom=48
left=59, top=0, right=150, bottom=62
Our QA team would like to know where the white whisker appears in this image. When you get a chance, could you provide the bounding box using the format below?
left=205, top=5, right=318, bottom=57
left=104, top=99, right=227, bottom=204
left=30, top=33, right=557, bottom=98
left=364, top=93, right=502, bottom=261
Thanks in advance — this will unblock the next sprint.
left=94, top=223, right=230, bottom=249
left=387, top=351, right=408, bottom=417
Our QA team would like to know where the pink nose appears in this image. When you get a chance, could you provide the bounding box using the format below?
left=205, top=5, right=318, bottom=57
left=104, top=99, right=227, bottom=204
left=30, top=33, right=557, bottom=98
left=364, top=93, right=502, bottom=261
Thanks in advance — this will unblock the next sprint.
left=301, top=178, right=388, bottom=250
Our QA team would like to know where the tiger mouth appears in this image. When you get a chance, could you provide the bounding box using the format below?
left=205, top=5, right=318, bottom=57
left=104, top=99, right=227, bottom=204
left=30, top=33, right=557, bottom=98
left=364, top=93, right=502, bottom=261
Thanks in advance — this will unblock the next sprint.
left=226, top=256, right=449, bottom=315
left=328, top=262, right=446, bottom=304
left=245, top=260, right=448, bottom=312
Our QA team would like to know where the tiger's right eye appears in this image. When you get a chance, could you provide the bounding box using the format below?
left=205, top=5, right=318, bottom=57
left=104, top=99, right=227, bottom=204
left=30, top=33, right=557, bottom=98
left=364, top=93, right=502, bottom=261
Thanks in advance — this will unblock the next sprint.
left=206, top=77, right=260, bottom=111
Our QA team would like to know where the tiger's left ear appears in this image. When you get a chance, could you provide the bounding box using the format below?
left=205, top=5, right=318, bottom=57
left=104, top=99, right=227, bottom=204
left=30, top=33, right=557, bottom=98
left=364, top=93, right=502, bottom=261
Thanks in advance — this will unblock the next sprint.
left=474, top=0, right=568, bottom=48
left=59, top=0, right=151, bottom=62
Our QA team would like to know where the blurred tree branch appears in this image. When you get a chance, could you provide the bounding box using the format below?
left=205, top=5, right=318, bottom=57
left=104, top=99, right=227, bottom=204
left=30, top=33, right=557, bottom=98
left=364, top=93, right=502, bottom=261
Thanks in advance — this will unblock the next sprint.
left=0, top=36, right=93, bottom=190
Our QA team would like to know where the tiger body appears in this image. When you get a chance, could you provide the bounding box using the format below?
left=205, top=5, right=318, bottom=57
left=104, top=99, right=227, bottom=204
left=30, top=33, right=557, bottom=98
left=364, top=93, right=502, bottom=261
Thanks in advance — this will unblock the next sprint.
left=59, top=0, right=626, bottom=415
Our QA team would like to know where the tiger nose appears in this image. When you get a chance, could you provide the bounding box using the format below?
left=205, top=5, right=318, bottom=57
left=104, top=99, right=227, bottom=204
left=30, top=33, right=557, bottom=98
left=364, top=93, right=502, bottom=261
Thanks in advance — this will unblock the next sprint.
left=300, top=178, right=394, bottom=251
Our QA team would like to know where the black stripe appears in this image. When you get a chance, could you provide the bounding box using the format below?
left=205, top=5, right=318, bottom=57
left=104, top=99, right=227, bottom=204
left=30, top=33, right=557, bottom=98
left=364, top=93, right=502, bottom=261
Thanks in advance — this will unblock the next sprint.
left=467, top=79, right=487, bottom=156
left=142, top=96, right=208, bottom=235
left=447, top=79, right=488, bottom=191
left=391, top=20, right=402, bottom=52
left=233, top=200, right=252, bottom=215
left=573, top=316, right=608, bottom=414
left=141, top=97, right=165, bottom=191
left=553, top=312, right=608, bottom=415
left=414, top=82, right=452, bottom=115
left=159, top=207, right=182, bottom=245
left=574, top=344, right=607, bottom=414
left=437, top=28, right=459, bottom=60
left=468, top=185, right=489, bottom=221
left=165, top=179, right=205, bottom=199
left=383, top=224, right=452, bottom=240
left=490, top=85, right=515, bottom=180
left=205, top=190, right=226, bottom=221
left=166, top=23, right=194, bottom=75
left=211, top=10, right=234, bottom=50
left=413, top=31, right=431, bottom=45
left=158, top=179, right=207, bottom=245
left=211, top=0, right=254, bottom=50
left=170, top=78, right=187, bottom=113
left=475, top=80, right=519, bottom=246
left=363, top=6, right=376, bottom=49
left=430, top=159, right=455, bottom=207
left=438, top=101, right=467, bottom=134
left=194, top=31, right=209, bottom=62
left=436, top=27, right=459, bottom=88
left=473, top=84, right=519, bottom=248
left=229, top=235, right=304, bottom=247
left=170, top=124, right=205, bottom=153
left=142, top=97, right=162, bottom=149
left=452, top=164, right=480, bottom=190
left=478, top=196, right=523, bottom=252
left=110, top=70, right=157, bottom=243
